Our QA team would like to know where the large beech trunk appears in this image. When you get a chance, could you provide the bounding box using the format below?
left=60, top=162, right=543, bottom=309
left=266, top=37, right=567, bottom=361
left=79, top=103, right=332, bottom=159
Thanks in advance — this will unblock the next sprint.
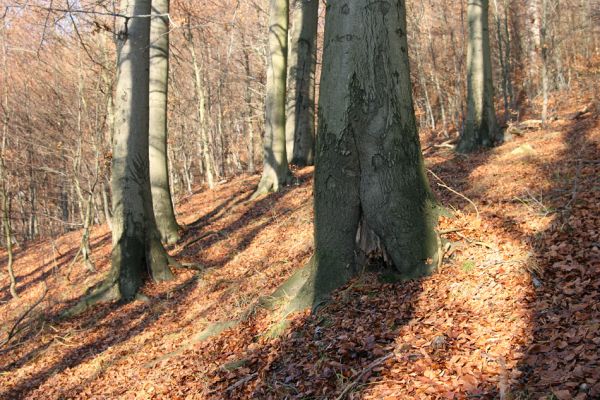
left=283, top=0, right=439, bottom=312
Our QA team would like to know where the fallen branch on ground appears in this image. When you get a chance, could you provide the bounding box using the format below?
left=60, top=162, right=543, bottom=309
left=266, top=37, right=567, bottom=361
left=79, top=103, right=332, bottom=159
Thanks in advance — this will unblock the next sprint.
left=335, top=353, right=395, bottom=400
left=0, top=281, right=48, bottom=349
left=427, top=169, right=480, bottom=219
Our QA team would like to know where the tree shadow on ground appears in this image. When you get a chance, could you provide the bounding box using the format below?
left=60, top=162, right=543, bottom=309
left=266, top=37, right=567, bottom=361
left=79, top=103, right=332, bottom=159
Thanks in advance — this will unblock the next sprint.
left=0, top=274, right=201, bottom=399
left=202, top=111, right=599, bottom=399
left=0, top=232, right=112, bottom=302
left=174, top=170, right=313, bottom=270
left=509, top=114, right=600, bottom=398
left=205, top=273, right=423, bottom=399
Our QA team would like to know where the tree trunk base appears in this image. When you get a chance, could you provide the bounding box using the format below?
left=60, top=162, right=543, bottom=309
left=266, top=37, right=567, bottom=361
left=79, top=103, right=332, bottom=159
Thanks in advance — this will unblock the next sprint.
left=251, top=169, right=292, bottom=199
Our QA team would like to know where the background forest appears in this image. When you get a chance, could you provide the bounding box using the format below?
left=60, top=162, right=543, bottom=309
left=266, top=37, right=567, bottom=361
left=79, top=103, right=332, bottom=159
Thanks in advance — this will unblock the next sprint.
left=0, top=0, right=599, bottom=399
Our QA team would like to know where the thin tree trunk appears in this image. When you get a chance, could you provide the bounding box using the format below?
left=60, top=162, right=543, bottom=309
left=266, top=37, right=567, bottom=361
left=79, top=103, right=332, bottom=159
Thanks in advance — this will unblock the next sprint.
left=0, top=21, right=16, bottom=299
left=149, top=0, right=180, bottom=244
left=253, top=0, right=292, bottom=197
left=541, top=0, right=549, bottom=125
left=187, top=27, right=216, bottom=189
left=285, top=0, right=318, bottom=166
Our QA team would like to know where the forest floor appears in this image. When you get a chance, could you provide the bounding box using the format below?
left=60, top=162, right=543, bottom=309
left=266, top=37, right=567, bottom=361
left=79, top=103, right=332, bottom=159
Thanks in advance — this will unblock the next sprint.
left=0, top=87, right=599, bottom=400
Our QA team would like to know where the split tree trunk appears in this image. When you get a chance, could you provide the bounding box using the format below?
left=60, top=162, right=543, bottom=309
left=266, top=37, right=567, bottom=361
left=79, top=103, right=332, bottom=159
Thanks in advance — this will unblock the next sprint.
left=109, top=0, right=173, bottom=301
left=285, top=0, right=318, bottom=167
left=457, top=0, right=499, bottom=153
left=254, top=0, right=292, bottom=197
left=284, top=0, right=439, bottom=312
left=149, top=0, right=180, bottom=244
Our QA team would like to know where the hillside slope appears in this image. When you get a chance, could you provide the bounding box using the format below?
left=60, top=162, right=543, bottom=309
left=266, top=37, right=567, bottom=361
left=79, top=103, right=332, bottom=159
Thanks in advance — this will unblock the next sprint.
left=0, top=90, right=599, bottom=399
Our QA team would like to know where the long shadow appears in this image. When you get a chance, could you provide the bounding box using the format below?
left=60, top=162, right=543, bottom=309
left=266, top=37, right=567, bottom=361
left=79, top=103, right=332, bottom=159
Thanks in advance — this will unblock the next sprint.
left=0, top=274, right=200, bottom=399
left=176, top=171, right=313, bottom=269
left=204, top=274, right=423, bottom=399
left=0, top=233, right=112, bottom=302
left=204, top=113, right=599, bottom=399
left=510, top=114, right=600, bottom=397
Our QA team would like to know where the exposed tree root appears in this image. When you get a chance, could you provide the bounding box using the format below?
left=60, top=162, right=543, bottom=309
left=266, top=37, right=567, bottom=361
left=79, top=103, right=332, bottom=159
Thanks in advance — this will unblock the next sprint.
left=166, top=255, right=205, bottom=272
left=60, top=279, right=121, bottom=318
left=250, top=170, right=292, bottom=200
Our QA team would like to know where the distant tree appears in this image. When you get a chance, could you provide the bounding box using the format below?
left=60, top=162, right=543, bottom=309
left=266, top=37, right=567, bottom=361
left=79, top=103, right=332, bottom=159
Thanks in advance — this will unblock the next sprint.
left=149, top=0, right=181, bottom=244
left=253, top=0, right=292, bottom=197
left=285, top=0, right=318, bottom=167
left=457, top=0, right=498, bottom=153
left=280, top=0, right=439, bottom=311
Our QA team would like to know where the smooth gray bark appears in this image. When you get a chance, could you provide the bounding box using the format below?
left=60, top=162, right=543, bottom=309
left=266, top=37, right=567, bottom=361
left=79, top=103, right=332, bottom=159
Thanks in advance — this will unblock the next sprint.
left=457, top=0, right=498, bottom=153
left=149, top=0, right=180, bottom=244
left=284, top=0, right=439, bottom=312
left=110, top=0, right=173, bottom=301
left=254, top=0, right=292, bottom=197
left=285, top=0, right=318, bottom=167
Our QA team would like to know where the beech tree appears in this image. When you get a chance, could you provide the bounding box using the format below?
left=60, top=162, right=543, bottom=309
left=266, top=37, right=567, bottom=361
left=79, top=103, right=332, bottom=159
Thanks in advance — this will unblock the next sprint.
left=254, top=0, right=292, bottom=197
left=78, top=0, right=175, bottom=305
left=149, top=0, right=180, bottom=244
left=285, top=0, right=318, bottom=167
left=457, top=0, right=498, bottom=153
left=278, top=0, right=439, bottom=312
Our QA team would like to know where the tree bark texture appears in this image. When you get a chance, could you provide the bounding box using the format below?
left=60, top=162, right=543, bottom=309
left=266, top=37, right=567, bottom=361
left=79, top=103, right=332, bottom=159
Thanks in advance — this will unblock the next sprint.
left=111, top=0, right=173, bottom=301
left=149, top=0, right=180, bottom=244
left=254, top=0, right=292, bottom=197
left=285, top=0, right=318, bottom=167
left=457, top=0, right=498, bottom=153
left=287, top=0, right=439, bottom=311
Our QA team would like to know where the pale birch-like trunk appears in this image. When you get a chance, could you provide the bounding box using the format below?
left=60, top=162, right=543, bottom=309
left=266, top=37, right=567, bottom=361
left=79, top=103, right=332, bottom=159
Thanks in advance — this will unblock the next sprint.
left=253, top=0, right=292, bottom=197
left=149, top=0, right=180, bottom=244
left=281, top=0, right=439, bottom=312
left=457, top=0, right=498, bottom=153
left=285, top=0, right=318, bottom=166
left=187, top=29, right=216, bottom=189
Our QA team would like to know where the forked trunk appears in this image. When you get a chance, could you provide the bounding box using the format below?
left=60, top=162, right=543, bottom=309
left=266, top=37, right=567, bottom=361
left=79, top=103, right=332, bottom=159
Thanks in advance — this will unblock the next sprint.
left=110, top=0, right=173, bottom=301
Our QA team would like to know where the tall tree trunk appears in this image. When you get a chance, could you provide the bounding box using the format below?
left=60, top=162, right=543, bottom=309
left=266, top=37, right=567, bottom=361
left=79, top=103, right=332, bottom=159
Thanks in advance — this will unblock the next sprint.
left=1, top=21, right=16, bottom=299
left=540, top=0, right=550, bottom=125
left=242, top=40, right=256, bottom=174
left=253, top=0, right=292, bottom=197
left=457, top=0, right=499, bottom=153
left=149, top=0, right=180, bottom=244
left=187, top=27, right=216, bottom=189
left=282, top=0, right=439, bottom=312
left=285, top=0, right=318, bottom=167
left=109, top=0, right=173, bottom=301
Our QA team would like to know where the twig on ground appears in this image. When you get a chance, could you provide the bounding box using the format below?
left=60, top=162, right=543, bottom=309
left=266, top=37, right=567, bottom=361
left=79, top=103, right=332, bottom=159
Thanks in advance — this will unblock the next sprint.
left=454, top=231, right=497, bottom=250
left=226, top=372, right=258, bottom=392
left=427, top=169, right=480, bottom=219
left=335, top=353, right=394, bottom=400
